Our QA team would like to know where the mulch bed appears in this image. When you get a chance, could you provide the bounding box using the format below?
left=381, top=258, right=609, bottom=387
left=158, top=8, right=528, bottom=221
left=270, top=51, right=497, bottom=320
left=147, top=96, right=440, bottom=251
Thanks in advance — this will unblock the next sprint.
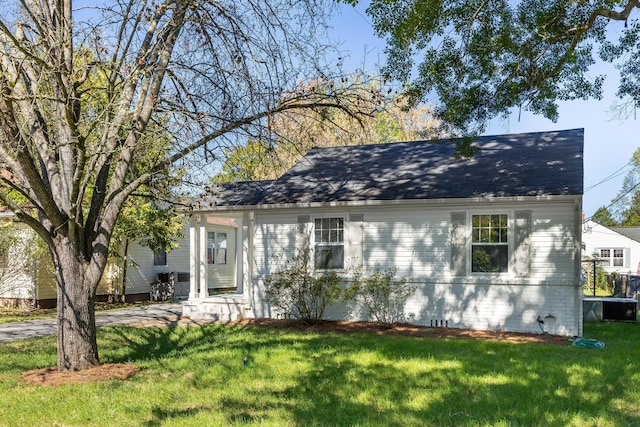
left=231, top=318, right=569, bottom=346
left=21, top=363, right=138, bottom=386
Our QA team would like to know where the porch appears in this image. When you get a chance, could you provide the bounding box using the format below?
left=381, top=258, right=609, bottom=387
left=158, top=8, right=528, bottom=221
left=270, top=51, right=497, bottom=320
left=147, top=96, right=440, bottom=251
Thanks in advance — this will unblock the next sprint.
left=184, top=212, right=253, bottom=322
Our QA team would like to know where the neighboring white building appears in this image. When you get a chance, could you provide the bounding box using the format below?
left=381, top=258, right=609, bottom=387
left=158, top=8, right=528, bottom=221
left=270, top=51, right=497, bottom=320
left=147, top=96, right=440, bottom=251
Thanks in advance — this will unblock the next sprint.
left=581, top=220, right=640, bottom=276
left=123, top=236, right=191, bottom=300
left=0, top=210, right=191, bottom=308
left=184, top=129, right=585, bottom=337
left=0, top=211, right=59, bottom=308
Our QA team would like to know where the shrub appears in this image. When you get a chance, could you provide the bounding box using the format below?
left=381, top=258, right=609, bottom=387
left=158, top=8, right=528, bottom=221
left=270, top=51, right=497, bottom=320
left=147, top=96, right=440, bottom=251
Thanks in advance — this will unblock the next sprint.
left=345, top=266, right=415, bottom=325
left=264, top=253, right=342, bottom=324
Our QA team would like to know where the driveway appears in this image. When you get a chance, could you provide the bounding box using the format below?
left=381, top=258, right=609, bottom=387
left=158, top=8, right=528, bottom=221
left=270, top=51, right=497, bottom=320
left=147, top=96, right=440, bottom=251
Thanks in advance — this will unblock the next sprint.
left=0, top=303, right=189, bottom=343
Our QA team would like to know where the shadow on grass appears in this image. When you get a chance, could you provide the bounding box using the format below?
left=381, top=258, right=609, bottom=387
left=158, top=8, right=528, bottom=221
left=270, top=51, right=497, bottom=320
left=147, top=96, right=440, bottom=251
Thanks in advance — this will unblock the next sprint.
left=8, top=321, right=638, bottom=426
left=99, top=324, right=231, bottom=365
left=248, top=325, right=640, bottom=426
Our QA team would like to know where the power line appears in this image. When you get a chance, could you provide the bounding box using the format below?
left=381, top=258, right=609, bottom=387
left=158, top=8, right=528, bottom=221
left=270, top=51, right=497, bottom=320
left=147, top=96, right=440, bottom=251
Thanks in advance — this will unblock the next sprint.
left=584, top=178, right=640, bottom=223
left=584, top=160, right=634, bottom=193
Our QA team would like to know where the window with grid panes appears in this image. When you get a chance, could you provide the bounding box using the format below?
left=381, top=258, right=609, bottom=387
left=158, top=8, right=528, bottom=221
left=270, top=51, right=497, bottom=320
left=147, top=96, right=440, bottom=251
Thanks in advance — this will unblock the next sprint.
left=600, top=248, right=625, bottom=267
left=471, top=214, right=508, bottom=273
left=314, top=217, right=344, bottom=269
left=613, top=249, right=624, bottom=267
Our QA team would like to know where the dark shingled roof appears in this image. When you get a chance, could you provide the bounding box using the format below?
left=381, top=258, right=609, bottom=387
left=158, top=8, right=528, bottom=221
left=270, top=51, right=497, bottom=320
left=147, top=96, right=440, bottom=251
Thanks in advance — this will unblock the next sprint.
left=198, top=128, right=584, bottom=208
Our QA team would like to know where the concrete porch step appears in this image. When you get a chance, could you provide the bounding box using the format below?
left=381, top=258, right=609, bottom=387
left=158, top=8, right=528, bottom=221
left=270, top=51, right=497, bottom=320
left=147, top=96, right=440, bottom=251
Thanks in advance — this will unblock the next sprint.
left=182, top=294, right=250, bottom=323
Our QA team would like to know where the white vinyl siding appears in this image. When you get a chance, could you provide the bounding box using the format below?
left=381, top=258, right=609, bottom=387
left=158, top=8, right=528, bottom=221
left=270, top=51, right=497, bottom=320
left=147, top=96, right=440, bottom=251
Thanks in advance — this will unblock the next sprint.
left=360, top=204, right=576, bottom=283
left=527, top=206, right=580, bottom=281
left=363, top=214, right=449, bottom=275
left=582, top=221, right=640, bottom=274
left=126, top=233, right=191, bottom=295
left=253, top=213, right=299, bottom=276
left=248, top=200, right=581, bottom=335
left=250, top=203, right=578, bottom=286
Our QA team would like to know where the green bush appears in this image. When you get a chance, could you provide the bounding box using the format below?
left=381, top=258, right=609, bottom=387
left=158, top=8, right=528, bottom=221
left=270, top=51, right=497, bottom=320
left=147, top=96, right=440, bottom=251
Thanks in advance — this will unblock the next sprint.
left=264, top=253, right=342, bottom=324
left=345, top=266, right=415, bottom=325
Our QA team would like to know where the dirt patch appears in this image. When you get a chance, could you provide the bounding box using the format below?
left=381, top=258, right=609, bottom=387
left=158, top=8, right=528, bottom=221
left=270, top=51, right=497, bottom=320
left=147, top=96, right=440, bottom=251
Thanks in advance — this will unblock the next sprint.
left=21, top=363, right=137, bottom=386
left=20, top=318, right=567, bottom=386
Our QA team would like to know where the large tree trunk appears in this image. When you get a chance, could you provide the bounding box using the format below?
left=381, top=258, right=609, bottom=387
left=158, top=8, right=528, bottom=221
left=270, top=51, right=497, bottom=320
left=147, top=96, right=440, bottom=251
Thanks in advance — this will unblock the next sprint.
left=54, top=237, right=100, bottom=371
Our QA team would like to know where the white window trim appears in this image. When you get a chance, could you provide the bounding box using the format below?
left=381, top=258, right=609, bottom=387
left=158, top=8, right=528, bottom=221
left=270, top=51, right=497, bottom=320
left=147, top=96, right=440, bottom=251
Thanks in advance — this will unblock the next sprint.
left=468, top=210, right=513, bottom=275
left=311, top=215, right=347, bottom=271
left=599, top=247, right=626, bottom=268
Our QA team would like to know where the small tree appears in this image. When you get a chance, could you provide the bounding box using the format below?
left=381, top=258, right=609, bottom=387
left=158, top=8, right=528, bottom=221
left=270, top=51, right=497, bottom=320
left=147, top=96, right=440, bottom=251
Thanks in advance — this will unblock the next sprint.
left=591, top=207, right=618, bottom=227
left=345, top=267, right=415, bottom=325
left=213, top=81, right=445, bottom=183
left=264, top=252, right=342, bottom=324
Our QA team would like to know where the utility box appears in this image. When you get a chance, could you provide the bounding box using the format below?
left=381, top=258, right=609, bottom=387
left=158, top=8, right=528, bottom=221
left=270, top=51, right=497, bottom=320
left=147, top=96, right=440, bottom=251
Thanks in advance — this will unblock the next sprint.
left=583, top=297, right=638, bottom=322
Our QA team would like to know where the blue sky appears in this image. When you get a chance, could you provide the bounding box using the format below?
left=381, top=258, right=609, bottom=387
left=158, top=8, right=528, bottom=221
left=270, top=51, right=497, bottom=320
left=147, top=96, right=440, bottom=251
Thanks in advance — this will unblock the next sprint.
left=330, top=3, right=640, bottom=219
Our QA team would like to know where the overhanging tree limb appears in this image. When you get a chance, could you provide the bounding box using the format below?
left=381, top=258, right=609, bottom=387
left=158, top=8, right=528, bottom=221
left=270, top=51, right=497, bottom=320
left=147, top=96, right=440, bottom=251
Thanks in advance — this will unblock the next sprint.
left=364, top=0, right=640, bottom=133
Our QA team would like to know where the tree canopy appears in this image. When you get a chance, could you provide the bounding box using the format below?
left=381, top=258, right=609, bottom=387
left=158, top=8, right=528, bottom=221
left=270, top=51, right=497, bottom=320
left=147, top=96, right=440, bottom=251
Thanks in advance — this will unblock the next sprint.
left=0, top=0, right=372, bottom=371
left=350, top=0, right=640, bottom=133
left=214, top=78, right=444, bottom=182
left=591, top=206, right=619, bottom=227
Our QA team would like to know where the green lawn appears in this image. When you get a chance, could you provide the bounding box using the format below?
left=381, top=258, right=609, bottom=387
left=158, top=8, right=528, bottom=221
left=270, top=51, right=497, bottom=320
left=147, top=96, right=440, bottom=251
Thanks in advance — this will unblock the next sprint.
left=0, top=321, right=638, bottom=426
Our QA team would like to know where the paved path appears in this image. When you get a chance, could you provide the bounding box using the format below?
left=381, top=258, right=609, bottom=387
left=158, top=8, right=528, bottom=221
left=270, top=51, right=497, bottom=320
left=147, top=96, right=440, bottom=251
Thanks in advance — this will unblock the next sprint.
left=0, top=303, right=190, bottom=343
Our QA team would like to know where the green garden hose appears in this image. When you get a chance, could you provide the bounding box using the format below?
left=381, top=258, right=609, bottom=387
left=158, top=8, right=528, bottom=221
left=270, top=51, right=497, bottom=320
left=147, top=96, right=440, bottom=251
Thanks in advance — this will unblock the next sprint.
left=570, top=337, right=605, bottom=349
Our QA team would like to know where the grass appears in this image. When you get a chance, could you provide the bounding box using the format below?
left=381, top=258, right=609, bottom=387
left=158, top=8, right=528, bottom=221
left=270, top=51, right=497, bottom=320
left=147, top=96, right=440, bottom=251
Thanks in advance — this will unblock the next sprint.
left=1, top=321, right=639, bottom=426
left=0, top=306, right=57, bottom=323
left=582, top=286, right=613, bottom=297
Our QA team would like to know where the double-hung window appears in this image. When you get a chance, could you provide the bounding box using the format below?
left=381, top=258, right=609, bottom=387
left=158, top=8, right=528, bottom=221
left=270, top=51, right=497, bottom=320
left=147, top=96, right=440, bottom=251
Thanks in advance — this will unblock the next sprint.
left=314, top=217, right=344, bottom=269
left=599, top=248, right=625, bottom=268
left=471, top=214, right=508, bottom=273
left=207, top=231, right=228, bottom=265
left=153, top=249, right=167, bottom=266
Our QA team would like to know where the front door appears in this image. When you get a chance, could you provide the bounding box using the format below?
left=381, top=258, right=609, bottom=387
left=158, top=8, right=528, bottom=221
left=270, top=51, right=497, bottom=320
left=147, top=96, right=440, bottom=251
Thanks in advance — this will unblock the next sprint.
left=206, top=226, right=236, bottom=295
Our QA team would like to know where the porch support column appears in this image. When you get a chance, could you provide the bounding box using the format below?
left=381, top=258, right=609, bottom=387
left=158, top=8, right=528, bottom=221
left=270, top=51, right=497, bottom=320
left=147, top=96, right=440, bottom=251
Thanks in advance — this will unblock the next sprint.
left=199, top=217, right=208, bottom=299
left=247, top=211, right=254, bottom=305
left=189, top=215, right=199, bottom=300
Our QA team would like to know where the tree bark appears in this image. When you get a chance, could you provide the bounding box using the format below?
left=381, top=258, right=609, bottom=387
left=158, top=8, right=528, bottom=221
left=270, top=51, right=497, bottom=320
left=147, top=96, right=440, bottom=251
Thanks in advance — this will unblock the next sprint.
left=54, top=236, right=100, bottom=371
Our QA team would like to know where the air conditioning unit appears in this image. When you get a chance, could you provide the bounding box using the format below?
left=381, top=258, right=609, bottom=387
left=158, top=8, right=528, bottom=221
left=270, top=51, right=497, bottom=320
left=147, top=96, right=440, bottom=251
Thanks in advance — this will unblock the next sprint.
left=583, top=297, right=637, bottom=322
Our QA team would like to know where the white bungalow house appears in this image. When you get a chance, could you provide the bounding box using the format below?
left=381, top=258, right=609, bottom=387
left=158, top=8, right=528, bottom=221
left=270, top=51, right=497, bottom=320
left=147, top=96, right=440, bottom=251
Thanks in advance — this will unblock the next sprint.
left=582, top=220, right=640, bottom=276
left=183, top=129, right=585, bottom=337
